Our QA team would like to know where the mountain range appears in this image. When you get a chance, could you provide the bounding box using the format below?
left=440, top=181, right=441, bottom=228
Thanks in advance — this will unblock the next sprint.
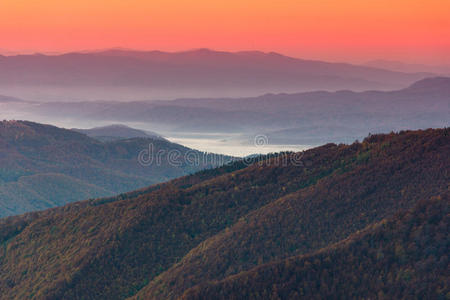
left=0, top=128, right=447, bottom=299
left=0, top=49, right=431, bottom=101
left=0, top=121, right=233, bottom=217
left=13, top=76, right=450, bottom=145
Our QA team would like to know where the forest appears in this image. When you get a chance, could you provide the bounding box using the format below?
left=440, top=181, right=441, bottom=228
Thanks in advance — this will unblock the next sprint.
left=0, top=128, right=448, bottom=299
left=0, top=120, right=233, bottom=217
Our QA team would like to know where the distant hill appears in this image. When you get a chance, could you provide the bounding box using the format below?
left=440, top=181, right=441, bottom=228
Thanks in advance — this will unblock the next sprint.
left=402, top=76, right=450, bottom=95
left=0, top=121, right=233, bottom=217
left=72, top=124, right=165, bottom=142
left=0, top=49, right=431, bottom=101
left=0, top=128, right=447, bottom=299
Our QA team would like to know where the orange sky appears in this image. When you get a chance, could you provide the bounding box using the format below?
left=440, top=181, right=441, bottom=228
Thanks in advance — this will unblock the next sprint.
left=1, top=0, right=449, bottom=64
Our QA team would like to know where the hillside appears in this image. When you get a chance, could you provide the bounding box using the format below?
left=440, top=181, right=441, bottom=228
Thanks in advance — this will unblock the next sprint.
left=181, top=194, right=449, bottom=300
left=133, top=128, right=449, bottom=299
left=0, top=121, right=232, bottom=217
left=0, top=128, right=448, bottom=299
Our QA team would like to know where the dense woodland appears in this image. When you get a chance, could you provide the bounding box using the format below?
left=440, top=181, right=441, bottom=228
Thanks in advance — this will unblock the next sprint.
left=0, top=120, right=232, bottom=217
left=0, top=128, right=448, bottom=299
left=182, top=195, right=449, bottom=299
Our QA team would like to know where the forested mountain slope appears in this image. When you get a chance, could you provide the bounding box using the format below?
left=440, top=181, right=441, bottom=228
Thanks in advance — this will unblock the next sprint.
left=0, top=121, right=231, bottom=217
left=134, top=128, right=449, bottom=299
left=181, top=194, right=449, bottom=300
left=0, top=128, right=448, bottom=299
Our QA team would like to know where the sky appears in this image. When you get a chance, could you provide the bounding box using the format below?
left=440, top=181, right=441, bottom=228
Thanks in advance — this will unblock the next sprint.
left=1, top=0, right=449, bottom=64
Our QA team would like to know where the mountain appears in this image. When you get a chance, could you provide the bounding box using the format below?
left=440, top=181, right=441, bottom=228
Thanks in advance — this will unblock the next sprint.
left=181, top=194, right=449, bottom=300
left=0, top=128, right=447, bottom=299
left=0, top=121, right=233, bottom=217
left=0, top=49, right=431, bottom=101
left=24, top=77, right=450, bottom=145
left=365, top=59, right=450, bottom=75
left=72, top=124, right=165, bottom=142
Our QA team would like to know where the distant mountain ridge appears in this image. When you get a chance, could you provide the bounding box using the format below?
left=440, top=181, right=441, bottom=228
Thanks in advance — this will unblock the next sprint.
left=21, top=77, right=450, bottom=145
left=0, top=49, right=432, bottom=101
left=365, top=59, right=450, bottom=75
left=403, top=76, right=450, bottom=94
left=0, top=95, right=24, bottom=103
left=72, top=124, right=165, bottom=142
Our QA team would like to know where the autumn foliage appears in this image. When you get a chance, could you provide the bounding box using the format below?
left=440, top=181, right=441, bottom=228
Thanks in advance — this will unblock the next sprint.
left=0, top=128, right=448, bottom=299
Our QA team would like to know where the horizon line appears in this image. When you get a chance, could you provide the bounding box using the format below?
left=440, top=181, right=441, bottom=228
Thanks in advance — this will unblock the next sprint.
left=2, top=47, right=449, bottom=68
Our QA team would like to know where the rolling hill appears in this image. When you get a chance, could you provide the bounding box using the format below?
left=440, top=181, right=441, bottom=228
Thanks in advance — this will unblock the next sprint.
left=0, top=128, right=447, bottom=299
left=0, top=121, right=233, bottom=217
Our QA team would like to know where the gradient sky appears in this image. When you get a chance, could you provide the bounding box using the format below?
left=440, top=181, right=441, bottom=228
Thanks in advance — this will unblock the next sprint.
left=1, top=0, right=449, bottom=64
